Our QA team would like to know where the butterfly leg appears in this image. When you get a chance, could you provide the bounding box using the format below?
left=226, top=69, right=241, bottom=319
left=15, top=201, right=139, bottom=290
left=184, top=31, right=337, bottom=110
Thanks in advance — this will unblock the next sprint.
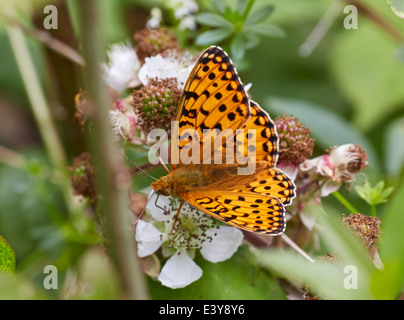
left=154, top=193, right=167, bottom=212
left=169, top=199, right=185, bottom=238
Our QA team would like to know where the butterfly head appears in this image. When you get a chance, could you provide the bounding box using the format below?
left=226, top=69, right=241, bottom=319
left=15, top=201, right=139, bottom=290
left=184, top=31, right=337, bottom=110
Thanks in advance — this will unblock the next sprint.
left=151, top=176, right=172, bottom=197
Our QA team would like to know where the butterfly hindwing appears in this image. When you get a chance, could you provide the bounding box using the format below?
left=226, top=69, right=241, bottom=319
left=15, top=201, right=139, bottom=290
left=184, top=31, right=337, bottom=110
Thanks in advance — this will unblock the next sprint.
left=239, top=100, right=279, bottom=167
left=181, top=190, right=286, bottom=235
left=228, top=166, right=295, bottom=206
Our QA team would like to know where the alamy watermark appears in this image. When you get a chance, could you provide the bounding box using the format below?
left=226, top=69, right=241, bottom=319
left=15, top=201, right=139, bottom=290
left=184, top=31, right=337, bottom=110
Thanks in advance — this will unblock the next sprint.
left=43, top=265, right=58, bottom=290
left=147, top=122, right=258, bottom=175
left=343, top=265, right=358, bottom=290
left=43, top=5, right=58, bottom=30
left=343, top=5, right=358, bottom=30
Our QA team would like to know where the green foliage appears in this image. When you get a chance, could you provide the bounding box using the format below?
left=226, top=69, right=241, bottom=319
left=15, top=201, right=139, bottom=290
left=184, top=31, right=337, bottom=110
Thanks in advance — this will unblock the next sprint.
left=384, top=118, right=404, bottom=179
left=258, top=183, right=404, bottom=299
left=330, top=14, right=404, bottom=131
left=0, top=235, right=15, bottom=274
left=149, top=246, right=286, bottom=299
left=195, top=0, right=284, bottom=61
left=0, top=0, right=404, bottom=300
left=355, top=181, right=393, bottom=206
left=372, top=182, right=404, bottom=299
left=386, top=0, right=404, bottom=18
left=268, top=97, right=380, bottom=171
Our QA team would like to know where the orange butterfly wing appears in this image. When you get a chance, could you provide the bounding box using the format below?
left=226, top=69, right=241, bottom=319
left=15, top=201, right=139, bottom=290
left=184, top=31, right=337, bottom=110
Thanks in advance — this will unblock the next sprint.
left=171, top=46, right=250, bottom=169
left=164, top=46, right=295, bottom=235
left=181, top=190, right=286, bottom=235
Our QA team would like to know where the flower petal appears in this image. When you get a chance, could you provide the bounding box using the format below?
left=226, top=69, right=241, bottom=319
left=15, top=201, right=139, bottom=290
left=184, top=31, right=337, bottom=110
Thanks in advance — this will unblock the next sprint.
left=320, top=180, right=341, bottom=197
left=135, top=220, right=163, bottom=257
left=146, top=190, right=171, bottom=222
left=103, top=43, right=140, bottom=92
left=200, top=226, right=243, bottom=263
left=157, top=250, right=202, bottom=289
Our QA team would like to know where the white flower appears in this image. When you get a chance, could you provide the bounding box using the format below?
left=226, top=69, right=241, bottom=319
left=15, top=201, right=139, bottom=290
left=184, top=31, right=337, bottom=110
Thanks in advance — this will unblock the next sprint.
left=135, top=191, right=244, bottom=289
left=158, top=249, right=202, bottom=289
left=167, top=0, right=198, bottom=19
left=178, top=15, right=196, bottom=30
left=138, top=53, right=194, bottom=90
left=147, top=7, right=163, bottom=29
left=103, top=43, right=141, bottom=92
left=108, top=97, right=143, bottom=144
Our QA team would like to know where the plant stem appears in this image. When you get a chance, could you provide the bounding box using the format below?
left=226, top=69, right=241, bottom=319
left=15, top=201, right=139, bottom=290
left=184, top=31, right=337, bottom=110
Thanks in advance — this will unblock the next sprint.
left=242, top=0, right=256, bottom=21
left=7, top=26, right=67, bottom=172
left=299, top=0, right=344, bottom=57
left=6, top=25, right=76, bottom=215
left=371, top=204, right=377, bottom=217
left=333, top=190, right=359, bottom=213
left=0, top=145, right=26, bottom=169
left=77, top=0, right=148, bottom=300
left=281, top=234, right=315, bottom=263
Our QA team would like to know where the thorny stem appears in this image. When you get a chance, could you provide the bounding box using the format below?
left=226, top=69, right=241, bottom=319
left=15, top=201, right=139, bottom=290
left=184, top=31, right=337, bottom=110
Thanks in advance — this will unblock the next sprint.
left=77, top=1, right=148, bottom=300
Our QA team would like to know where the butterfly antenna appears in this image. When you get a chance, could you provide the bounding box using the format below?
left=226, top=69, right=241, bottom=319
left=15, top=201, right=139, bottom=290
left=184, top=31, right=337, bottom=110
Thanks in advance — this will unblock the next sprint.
left=134, top=190, right=157, bottom=224
left=119, top=151, right=157, bottom=181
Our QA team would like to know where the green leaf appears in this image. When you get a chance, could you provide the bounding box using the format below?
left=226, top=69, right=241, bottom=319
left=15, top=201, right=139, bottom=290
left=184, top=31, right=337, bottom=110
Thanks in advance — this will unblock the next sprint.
left=245, top=24, right=285, bottom=38
left=316, top=212, right=374, bottom=278
left=330, top=18, right=404, bottom=131
left=244, top=31, right=260, bottom=49
left=372, top=183, right=404, bottom=299
left=245, top=5, right=274, bottom=26
left=258, top=250, right=373, bottom=300
left=149, top=246, right=286, bottom=299
left=195, top=28, right=233, bottom=45
left=386, top=0, right=404, bottom=18
left=230, top=33, right=246, bottom=60
left=0, top=235, right=16, bottom=274
left=211, top=0, right=226, bottom=14
left=258, top=209, right=375, bottom=299
left=355, top=181, right=393, bottom=206
left=384, top=118, right=404, bottom=178
left=237, top=0, right=248, bottom=16
left=194, top=12, right=233, bottom=28
left=267, top=97, right=380, bottom=171
left=396, top=45, right=404, bottom=62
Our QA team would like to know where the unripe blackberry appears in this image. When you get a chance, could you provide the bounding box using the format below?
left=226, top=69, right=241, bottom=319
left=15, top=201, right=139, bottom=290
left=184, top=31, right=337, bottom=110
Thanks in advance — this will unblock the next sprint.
left=132, top=78, right=181, bottom=133
left=275, top=114, right=314, bottom=166
left=134, top=28, right=179, bottom=64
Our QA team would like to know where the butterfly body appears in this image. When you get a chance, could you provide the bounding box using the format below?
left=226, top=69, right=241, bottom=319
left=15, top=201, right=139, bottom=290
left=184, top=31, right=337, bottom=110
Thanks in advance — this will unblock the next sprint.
left=152, top=46, right=296, bottom=235
left=152, top=163, right=245, bottom=197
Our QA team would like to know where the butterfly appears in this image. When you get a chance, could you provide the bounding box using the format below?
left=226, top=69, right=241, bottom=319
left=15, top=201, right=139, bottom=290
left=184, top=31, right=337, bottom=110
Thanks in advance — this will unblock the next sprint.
left=151, top=46, right=295, bottom=235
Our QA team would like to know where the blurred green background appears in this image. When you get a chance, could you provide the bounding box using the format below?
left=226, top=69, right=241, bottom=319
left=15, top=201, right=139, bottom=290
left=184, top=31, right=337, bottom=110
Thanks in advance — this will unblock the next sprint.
left=0, top=0, right=403, bottom=299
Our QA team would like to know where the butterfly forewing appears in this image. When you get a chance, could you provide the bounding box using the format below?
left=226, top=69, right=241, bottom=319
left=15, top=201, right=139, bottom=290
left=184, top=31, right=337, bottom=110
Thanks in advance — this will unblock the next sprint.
left=172, top=46, right=250, bottom=169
